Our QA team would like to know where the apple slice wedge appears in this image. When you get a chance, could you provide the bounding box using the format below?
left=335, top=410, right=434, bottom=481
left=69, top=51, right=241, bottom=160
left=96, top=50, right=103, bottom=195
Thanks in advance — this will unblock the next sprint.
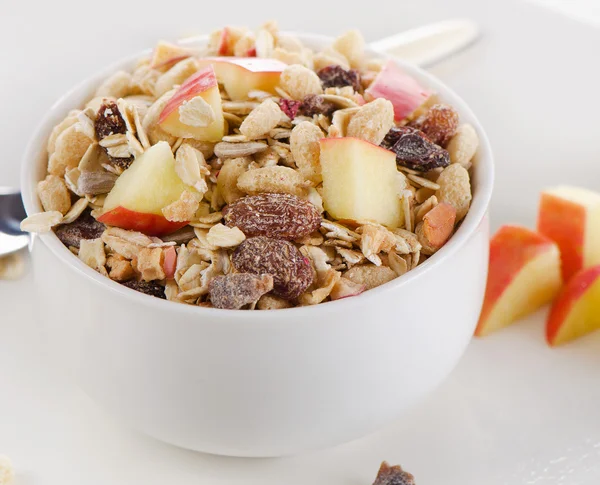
left=196, top=57, right=286, bottom=100
left=98, top=142, right=189, bottom=236
left=158, top=65, right=225, bottom=142
left=365, top=60, right=431, bottom=121
left=320, top=137, right=403, bottom=228
left=546, top=265, right=600, bottom=346
left=537, top=185, right=600, bottom=282
left=475, top=225, right=562, bottom=337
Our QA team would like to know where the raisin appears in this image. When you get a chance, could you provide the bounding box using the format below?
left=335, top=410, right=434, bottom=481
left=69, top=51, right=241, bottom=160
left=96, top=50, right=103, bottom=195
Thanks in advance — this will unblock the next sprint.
left=298, top=94, right=337, bottom=117
left=223, top=193, right=322, bottom=240
left=372, top=462, right=415, bottom=485
left=317, top=65, right=362, bottom=92
left=95, top=100, right=127, bottom=139
left=121, top=279, right=166, bottom=299
left=95, top=100, right=134, bottom=169
left=209, top=273, right=273, bottom=309
left=279, top=98, right=302, bottom=120
left=232, top=237, right=313, bottom=300
left=54, top=209, right=105, bottom=248
left=382, top=127, right=449, bottom=172
left=413, top=104, right=459, bottom=146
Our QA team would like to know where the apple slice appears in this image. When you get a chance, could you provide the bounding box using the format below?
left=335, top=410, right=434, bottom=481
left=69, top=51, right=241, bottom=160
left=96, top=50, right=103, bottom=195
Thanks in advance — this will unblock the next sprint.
left=150, top=41, right=192, bottom=70
left=547, top=265, right=600, bottom=346
left=196, top=57, right=286, bottom=100
left=158, top=65, right=225, bottom=142
left=98, top=142, right=189, bottom=236
left=475, top=225, right=562, bottom=337
left=537, top=185, right=600, bottom=282
left=365, top=60, right=431, bottom=121
left=320, top=137, right=402, bottom=228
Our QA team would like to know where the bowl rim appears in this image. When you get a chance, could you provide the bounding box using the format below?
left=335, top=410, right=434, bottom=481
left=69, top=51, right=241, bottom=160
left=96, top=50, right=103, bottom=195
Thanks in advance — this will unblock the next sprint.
left=21, top=31, right=494, bottom=320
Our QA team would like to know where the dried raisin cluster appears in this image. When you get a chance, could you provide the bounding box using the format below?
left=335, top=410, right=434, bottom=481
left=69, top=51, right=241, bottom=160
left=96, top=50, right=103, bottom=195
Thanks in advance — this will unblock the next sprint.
left=381, top=126, right=450, bottom=172
left=54, top=210, right=105, bottom=248
left=95, top=100, right=134, bottom=169
left=317, top=65, right=362, bottom=92
left=412, top=104, right=459, bottom=146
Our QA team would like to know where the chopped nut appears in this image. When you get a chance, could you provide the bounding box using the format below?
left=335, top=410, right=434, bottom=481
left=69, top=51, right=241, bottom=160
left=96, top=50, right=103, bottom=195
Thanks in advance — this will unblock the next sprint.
left=107, top=254, right=135, bottom=281
left=37, top=175, right=71, bottom=215
left=237, top=166, right=306, bottom=196
left=162, top=190, right=200, bottom=223
left=136, top=247, right=166, bottom=281
left=78, top=238, right=107, bottom=276
left=415, top=202, right=457, bottom=255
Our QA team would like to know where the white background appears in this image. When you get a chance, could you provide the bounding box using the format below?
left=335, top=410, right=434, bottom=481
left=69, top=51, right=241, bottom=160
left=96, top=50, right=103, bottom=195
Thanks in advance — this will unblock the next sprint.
left=3, top=1, right=600, bottom=484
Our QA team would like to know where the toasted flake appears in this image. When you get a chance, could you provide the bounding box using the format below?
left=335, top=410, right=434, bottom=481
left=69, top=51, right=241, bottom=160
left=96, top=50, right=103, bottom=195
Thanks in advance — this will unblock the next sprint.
left=136, top=247, right=166, bottom=281
left=414, top=195, right=438, bottom=224
left=313, top=50, right=350, bottom=71
left=143, top=89, right=178, bottom=146
left=344, top=264, right=396, bottom=290
left=217, top=157, right=251, bottom=204
left=298, top=268, right=340, bottom=305
left=48, top=124, right=93, bottom=176
left=162, top=190, right=200, bottom=222
left=336, top=247, right=365, bottom=267
left=175, top=143, right=210, bottom=193
left=436, top=163, right=472, bottom=221
left=37, top=174, right=71, bottom=215
left=257, top=294, right=292, bottom=310
left=239, top=99, right=282, bottom=139
left=20, top=211, right=63, bottom=233
left=447, top=123, right=479, bottom=167
left=78, top=238, right=107, bottom=276
left=321, top=220, right=360, bottom=242
left=214, top=141, right=268, bottom=158
left=290, top=121, right=323, bottom=183
left=61, top=198, right=89, bottom=225
left=407, top=173, right=440, bottom=190
left=300, top=245, right=331, bottom=277
left=101, top=227, right=151, bottom=259
left=75, top=111, right=97, bottom=140
left=358, top=224, right=397, bottom=266
left=95, top=70, right=133, bottom=98
left=206, top=223, right=245, bottom=248
left=346, top=98, right=394, bottom=145
left=280, top=64, right=323, bottom=100
left=388, top=251, right=408, bottom=276
left=222, top=101, right=260, bottom=115
left=178, top=96, right=215, bottom=127
left=47, top=112, right=80, bottom=154
left=237, top=165, right=306, bottom=196
left=332, top=30, right=365, bottom=67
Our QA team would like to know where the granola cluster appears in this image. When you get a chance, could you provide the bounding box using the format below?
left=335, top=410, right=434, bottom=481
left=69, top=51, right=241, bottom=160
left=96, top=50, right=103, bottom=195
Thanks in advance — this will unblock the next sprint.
left=22, top=21, right=479, bottom=309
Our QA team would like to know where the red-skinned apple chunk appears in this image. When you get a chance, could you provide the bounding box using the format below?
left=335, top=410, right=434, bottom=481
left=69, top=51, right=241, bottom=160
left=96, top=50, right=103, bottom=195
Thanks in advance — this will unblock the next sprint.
left=475, top=225, right=562, bottom=337
left=98, top=142, right=190, bottom=236
left=320, top=137, right=403, bottom=228
left=196, top=57, right=286, bottom=100
left=365, top=60, right=431, bottom=121
left=158, top=65, right=225, bottom=142
left=546, top=265, right=600, bottom=346
left=537, top=185, right=600, bottom=282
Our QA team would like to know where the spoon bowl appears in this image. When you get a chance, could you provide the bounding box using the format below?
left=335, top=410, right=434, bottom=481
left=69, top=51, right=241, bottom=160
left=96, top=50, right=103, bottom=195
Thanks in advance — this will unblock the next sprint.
left=0, top=188, right=29, bottom=258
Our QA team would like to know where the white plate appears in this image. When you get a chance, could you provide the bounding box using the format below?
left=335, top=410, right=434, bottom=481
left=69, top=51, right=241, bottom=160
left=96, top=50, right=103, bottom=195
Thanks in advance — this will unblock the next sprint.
left=2, top=0, right=600, bottom=483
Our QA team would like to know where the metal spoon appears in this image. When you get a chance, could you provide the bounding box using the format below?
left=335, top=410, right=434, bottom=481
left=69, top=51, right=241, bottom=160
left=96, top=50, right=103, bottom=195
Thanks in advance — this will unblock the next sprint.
left=0, top=19, right=481, bottom=259
left=0, top=187, right=29, bottom=258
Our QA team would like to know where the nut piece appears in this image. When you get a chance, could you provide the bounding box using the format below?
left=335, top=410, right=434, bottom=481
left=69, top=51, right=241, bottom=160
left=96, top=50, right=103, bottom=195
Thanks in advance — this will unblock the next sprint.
left=343, top=264, right=396, bottom=290
left=209, top=273, right=274, bottom=309
left=136, top=247, right=166, bottom=281
left=217, top=157, right=251, bottom=204
left=435, top=164, right=472, bottom=221
left=290, top=121, right=323, bottom=183
left=239, top=99, right=282, bottom=139
left=415, top=202, right=457, bottom=255
left=37, top=175, right=71, bottom=215
left=257, top=294, right=293, bottom=310
left=446, top=123, right=479, bottom=167
left=224, top=193, right=321, bottom=240
left=372, top=461, right=415, bottom=485
left=107, top=254, right=135, bottom=281
left=232, top=236, right=313, bottom=300
left=78, top=238, right=107, bottom=276
left=280, top=64, right=323, bottom=100
left=346, top=98, right=394, bottom=145
left=162, top=190, right=200, bottom=222
left=206, top=223, right=246, bottom=248
left=237, top=166, right=306, bottom=196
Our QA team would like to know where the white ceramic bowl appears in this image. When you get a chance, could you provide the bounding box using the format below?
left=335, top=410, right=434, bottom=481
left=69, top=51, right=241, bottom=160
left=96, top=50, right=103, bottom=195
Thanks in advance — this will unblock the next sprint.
left=21, top=33, right=494, bottom=457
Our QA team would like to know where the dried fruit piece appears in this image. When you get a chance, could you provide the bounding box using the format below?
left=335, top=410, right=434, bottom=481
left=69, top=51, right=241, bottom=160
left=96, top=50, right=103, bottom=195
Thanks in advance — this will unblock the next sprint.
left=317, top=65, right=361, bottom=92
left=415, top=202, right=457, bottom=255
left=209, top=273, right=273, bottom=309
left=121, top=279, right=166, bottom=299
left=298, top=94, right=337, bottom=117
left=435, top=164, right=472, bottom=221
left=224, top=193, right=321, bottom=240
left=232, top=236, right=313, bottom=299
left=279, top=98, right=301, bottom=119
left=372, top=461, right=415, bottom=485
left=413, top=104, right=459, bottom=146
left=95, top=100, right=134, bottom=168
left=383, top=126, right=450, bottom=172
left=54, top=210, right=105, bottom=248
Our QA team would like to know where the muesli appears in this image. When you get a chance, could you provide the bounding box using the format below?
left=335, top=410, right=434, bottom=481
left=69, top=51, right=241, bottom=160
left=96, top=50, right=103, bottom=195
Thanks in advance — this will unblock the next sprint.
left=22, top=21, right=479, bottom=309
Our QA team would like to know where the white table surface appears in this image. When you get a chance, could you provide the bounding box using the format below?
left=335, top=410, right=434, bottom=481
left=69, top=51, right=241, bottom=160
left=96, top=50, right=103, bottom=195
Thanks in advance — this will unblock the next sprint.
left=3, top=1, right=600, bottom=483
